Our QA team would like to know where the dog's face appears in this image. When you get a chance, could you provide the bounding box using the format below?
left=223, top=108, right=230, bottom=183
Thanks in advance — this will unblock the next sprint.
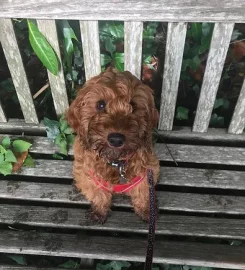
left=67, top=69, right=159, bottom=161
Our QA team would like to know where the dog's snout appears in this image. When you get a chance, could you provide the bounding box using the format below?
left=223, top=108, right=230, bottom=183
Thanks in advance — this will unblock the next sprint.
left=108, top=133, right=125, bottom=147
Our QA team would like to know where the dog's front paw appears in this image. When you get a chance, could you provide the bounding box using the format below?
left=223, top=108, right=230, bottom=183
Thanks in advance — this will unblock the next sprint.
left=85, top=208, right=108, bottom=224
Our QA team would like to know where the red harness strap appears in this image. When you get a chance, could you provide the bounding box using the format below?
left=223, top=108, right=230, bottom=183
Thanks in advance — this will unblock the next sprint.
left=89, top=171, right=146, bottom=193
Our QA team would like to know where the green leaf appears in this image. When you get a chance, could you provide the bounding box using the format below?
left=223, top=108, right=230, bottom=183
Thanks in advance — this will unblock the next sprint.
left=176, top=106, right=189, bottom=120
left=114, top=52, right=124, bottom=72
left=13, top=140, right=32, bottom=153
left=0, top=161, right=13, bottom=176
left=143, top=55, right=153, bottom=64
left=59, top=139, right=68, bottom=155
left=58, top=259, right=80, bottom=269
left=23, top=155, right=35, bottom=167
left=231, top=29, right=242, bottom=41
left=0, top=153, right=4, bottom=163
left=210, top=114, right=224, bottom=127
left=214, top=98, right=224, bottom=109
left=189, top=55, right=201, bottom=71
left=101, top=54, right=112, bottom=66
left=0, top=145, right=7, bottom=154
left=181, top=59, right=191, bottom=71
left=202, top=22, right=212, bottom=36
left=55, top=133, right=64, bottom=146
left=27, top=19, right=59, bottom=75
left=5, top=150, right=17, bottom=163
left=108, top=22, right=124, bottom=39
left=6, top=254, right=27, bottom=265
left=191, top=23, right=202, bottom=43
left=105, top=38, right=116, bottom=55
left=60, top=119, right=69, bottom=133
left=52, top=153, right=64, bottom=160
left=67, top=134, right=76, bottom=145
left=1, top=136, right=11, bottom=149
left=43, top=117, right=60, bottom=140
left=64, top=127, right=74, bottom=135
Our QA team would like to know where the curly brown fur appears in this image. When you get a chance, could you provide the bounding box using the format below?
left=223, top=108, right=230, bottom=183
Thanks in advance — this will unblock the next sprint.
left=67, top=68, right=160, bottom=223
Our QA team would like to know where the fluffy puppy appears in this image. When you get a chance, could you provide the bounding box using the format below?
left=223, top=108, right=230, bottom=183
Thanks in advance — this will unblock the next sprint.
left=67, top=68, right=159, bottom=223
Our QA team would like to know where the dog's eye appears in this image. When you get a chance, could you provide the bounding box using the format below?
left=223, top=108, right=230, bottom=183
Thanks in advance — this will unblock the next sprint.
left=96, top=100, right=106, bottom=111
left=130, top=101, right=136, bottom=110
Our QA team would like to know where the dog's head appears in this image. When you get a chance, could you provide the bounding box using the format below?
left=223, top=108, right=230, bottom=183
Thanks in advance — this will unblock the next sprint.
left=67, top=68, right=159, bottom=161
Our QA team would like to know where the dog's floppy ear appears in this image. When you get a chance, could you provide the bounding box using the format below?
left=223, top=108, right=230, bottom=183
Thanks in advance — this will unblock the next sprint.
left=66, top=86, right=89, bottom=135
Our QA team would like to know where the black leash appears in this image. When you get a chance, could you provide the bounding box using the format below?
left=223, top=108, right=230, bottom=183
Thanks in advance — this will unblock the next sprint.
left=144, top=169, right=156, bottom=270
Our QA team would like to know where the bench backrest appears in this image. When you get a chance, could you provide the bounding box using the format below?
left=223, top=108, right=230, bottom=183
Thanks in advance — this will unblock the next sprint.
left=1, top=0, right=245, bottom=134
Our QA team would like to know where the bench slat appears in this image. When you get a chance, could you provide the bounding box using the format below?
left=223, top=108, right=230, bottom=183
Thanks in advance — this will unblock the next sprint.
left=0, top=19, right=38, bottom=124
left=1, top=230, right=245, bottom=269
left=124, top=21, right=143, bottom=79
left=1, top=204, right=245, bottom=239
left=80, top=21, right=101, bottom=80
left=1, top=180, right=244, bottom=214
left=193, top=23, right=234, bottom=132
left=37, top=20, right=69, bottom=117
left=1, top=0, right=245, bottom=23
left=2, top=135, right=245, bottom=165
left=0, top=267, right=70, bottom=270
left=0, top=102, right=7, bottom=123
left=228, top=78, right=245, bottom=134
left=15, top=159, right=245, bottom=191
left=159, top=22, right=187, bottom=131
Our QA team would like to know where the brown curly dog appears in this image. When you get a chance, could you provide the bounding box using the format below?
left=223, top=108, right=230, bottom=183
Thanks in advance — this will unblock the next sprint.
left=67, top=68, right=160, bottom=223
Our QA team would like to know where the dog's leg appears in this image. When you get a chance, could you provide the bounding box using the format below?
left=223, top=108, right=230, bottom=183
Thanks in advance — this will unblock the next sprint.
left=75, top=175, right=112, bottom=224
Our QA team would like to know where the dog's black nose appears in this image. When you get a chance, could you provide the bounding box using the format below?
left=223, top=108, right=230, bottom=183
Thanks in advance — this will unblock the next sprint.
left=108, top=133, right=125, bottom=147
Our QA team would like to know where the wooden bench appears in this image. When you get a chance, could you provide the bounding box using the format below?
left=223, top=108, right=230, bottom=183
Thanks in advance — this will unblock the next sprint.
left=1, top=0, right=245, bottom=269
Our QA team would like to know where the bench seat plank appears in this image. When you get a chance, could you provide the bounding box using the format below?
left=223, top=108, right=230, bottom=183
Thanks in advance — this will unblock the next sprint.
left=2, top=135, right=245, bottom=165
left=0, top=230, right=245, bottom=269
left=14, top=159, right=245, bottom=190
left=1, top=204, right=245, bottom=239
left=0, top=180, right=245, bottom=214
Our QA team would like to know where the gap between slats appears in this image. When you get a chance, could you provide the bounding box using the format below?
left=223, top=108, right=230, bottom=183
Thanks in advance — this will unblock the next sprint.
left=124, top=21, right=143, bottom=79
left=0, top=19, right=38, bottom=124
left=37, top=19, right=69, bottom=117
left=193, top=23, right=234, bottom=132
left=159, top=22, right=187, bottom=131
left=80, top=21, right=101, bottom=80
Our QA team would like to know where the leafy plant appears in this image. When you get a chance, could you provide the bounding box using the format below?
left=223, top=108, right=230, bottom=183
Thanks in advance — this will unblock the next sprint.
left=96, top=260, right=131, bottom=270
left=0, top=136, right=33, bottom=176
left=27, top=19, right=59, bottom=75
left=44, top=114, right=75, bottom=156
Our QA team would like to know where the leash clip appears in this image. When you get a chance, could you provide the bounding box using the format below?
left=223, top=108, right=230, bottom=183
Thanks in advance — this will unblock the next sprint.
left=110, top=161, right=127, bottom=183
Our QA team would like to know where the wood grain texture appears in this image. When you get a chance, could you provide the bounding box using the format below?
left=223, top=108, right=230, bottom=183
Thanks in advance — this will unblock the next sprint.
left=193, top=23, right=234, bottom=132
left=124, top=21, right=143, bottom=79
left=157, top=127, right=245, bottom=143
left=37, top=20, right=69, bottom=116
left=80, top=21, right=101, bottom=80
left=3, top=135, right=245, bottom=165
left=0, top=102, right=7, bottom=122
left=0, top=19, right=38, bottom=124
left=228, top=78, right=245, bottom=134
left=1, top=180, right=244, bottom=214
left=159, top=23, right=187, bottom=130
left=0, top=267, right=70, bottom=270
left=2, top=204, right=245, bottom=239
left=1, top=230, right=245, bottom=269
left=0, top=119, right=46, bottom=135
left=13, top=159, right=245, bottom=191
left=1, top=0, right=245, bottom=23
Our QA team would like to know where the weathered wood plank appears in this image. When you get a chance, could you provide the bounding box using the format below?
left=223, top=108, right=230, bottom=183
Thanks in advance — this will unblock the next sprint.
left=80, top=21, right=101, bottom=80
left=193, top=23, right=234, bottom=132
left=228, top=78, right=245, bottom=134
left=1, top=0, right=245, bottom=23
left=159, top=22, right=187, bottom=131
left=3, top=135, right=245, bottom=165
left=2, top=204, right=245, bottom=239
left=124, top=21, right=143, bottom=79
left=0, top=103, right=7, bottom=123
left=1, top=230, right=245, bottom=269
left=0, top=19, right=38, bottom=124
left=0, top=267, right=70, bottom=270
left=157, top=127, right=245, bottom=143
left=37, top=20, right=69, bottom=117
left=0, top=180, right=244, bottom=214
left=0, top=119, right=46, bottom=135
left=14, top=159, right=245, bottom=191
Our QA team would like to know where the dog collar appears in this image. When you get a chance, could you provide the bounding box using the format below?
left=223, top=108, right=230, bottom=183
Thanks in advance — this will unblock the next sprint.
left=89, top=170, right=146, bottom=193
